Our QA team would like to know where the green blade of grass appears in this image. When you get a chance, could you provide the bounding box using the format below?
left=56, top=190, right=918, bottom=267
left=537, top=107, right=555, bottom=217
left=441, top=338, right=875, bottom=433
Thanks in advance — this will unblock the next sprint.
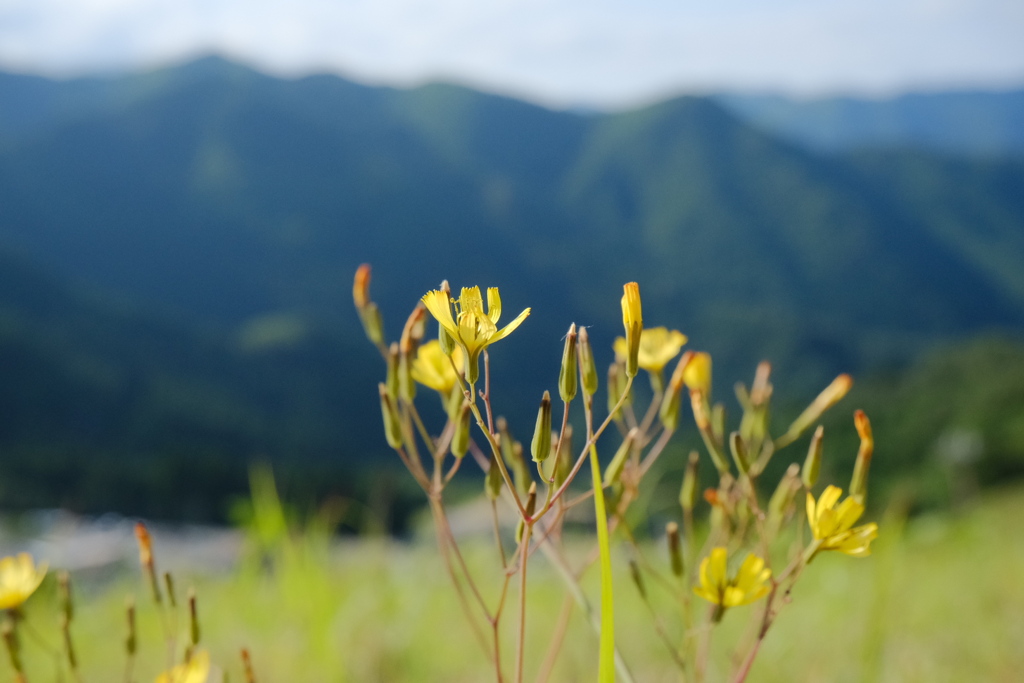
left=590, top=443, right=616, bottom=683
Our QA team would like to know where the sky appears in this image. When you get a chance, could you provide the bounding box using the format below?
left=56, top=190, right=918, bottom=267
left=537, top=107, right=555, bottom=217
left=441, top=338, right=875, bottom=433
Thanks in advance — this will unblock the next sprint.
left=1, top=0, right=1023, bottom=108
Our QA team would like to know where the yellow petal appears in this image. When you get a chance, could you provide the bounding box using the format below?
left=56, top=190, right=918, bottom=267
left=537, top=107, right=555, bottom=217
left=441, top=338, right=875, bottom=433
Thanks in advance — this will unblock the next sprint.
left=422, top=290, right=459, bottom=339
left=489, top=307, right=531, bottom=343
left=733, top=554, right=769, bottom=593
left=833, top=496, right=865, bottom=534
left=486, top=287, right=502, bottom=324
left=706, top=547, right=728, bottom=590
left=459, top=286, right=484, bottom=316
left=818, top=485, right=843, bottom=512
left=806, top=492, right=819, bottom=536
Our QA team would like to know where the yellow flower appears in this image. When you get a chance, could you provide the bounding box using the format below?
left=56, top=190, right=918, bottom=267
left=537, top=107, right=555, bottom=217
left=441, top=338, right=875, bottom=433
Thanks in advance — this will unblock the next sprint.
left=155, top=649, right=211, bottom=683
left=0, top=553, right=47, bottom=610
left=422, top=286, right=530, bottom=384
left=806, top=485, right=878, bottom=557
left=613, top=327, right=688, bottom=374
left=693, top=547, right=771, bottom=608
left=411, top=340, right=464, bottom=394
left=683, top=351, right=712, bottom=396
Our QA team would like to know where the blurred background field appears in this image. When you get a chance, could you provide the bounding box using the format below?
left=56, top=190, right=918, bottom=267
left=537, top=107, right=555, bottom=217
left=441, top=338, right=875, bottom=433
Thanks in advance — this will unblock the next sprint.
left=5, top=483, right=1022, bottom=682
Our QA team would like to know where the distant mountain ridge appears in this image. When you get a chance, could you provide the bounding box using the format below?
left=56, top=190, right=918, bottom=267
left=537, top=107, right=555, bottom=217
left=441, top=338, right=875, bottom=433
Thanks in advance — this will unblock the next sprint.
left=0, top=56, right=1022, bottom=517
left=716, top=89, right=1024, bottom=156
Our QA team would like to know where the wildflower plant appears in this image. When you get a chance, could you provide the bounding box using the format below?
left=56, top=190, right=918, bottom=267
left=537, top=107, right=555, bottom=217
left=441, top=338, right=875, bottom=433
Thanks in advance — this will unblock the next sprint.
left=357, top=264, right=880, bottom=682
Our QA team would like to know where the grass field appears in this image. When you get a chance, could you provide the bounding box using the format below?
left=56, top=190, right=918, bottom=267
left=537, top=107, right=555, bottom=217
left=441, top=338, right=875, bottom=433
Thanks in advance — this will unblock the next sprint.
left=10, top=486, right=1024, bottom=682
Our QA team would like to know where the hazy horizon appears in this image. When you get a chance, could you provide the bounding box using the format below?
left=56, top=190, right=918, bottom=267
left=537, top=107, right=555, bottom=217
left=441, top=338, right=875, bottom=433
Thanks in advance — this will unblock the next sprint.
left=2, top=0, right=1022, bottom=109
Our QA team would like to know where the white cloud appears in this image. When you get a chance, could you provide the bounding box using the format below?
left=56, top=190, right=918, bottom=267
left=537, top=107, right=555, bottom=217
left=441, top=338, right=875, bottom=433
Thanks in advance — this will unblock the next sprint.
left=0, top=0, right=1022, bottom=106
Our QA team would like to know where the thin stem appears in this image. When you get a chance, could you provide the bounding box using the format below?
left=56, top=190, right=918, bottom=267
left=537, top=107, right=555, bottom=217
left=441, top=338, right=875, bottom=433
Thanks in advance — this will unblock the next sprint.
left=534, top=595, right=574, bottom=683
left=492, top=500, right=508, bottom=569
left=638, top=428, right=675, bottom=477
left=515, top=522, right=534, bottom=683
left=429, top=499, right=492, bottom=657
left=534, top=376, right=635, bottom=520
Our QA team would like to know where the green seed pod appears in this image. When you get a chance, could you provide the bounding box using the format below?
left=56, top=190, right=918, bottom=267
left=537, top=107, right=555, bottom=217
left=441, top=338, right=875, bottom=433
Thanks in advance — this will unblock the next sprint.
left=850, top=410, right=874, bottom=504
left=603, top=428, right=638, bottom=488
left=607, top=362, right=631, bottom=417
left=729, top=432, right=750, bottom=474
left=666, top=522, right=683, bottom=577
left=680, top=451, right=700, bottom=512
left=485, top=457, right=503, bottom=501
left=577, top=326, right=599, bottom=398
left=398, top=351, right=416, bottom=402
left=768, top=463, right=801, bottom=519
left=531, top=391, right=553, bottom=463
left=378, top=383, right=404, bottom=450
left=525, top=482, right=537, bottom=518
left=360, top=302, right=385, bottom=347
left=802, top=425, right=824, bottom=489
left=188, top=589, right=200, bottom=646
left=451, top=402, right=471, bottom=459
left=559, top=324, right=578, bottom=403
left=385, top=343, right=400, bottom=398
left=554, top=424, right=574, bottom=488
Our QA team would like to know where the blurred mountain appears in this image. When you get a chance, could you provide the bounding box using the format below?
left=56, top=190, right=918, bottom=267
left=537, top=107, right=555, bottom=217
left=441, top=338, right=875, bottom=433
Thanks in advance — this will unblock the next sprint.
left=0, top=56, right=1022, bottom=516
left=716, top=90, right=1024, bottom=156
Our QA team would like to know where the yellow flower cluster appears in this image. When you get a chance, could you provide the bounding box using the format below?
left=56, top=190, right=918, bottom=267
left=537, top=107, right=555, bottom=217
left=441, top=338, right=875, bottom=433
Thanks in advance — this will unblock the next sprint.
left=422, top=286, right=530, bottom=384
left=693, top=547, right=771, bottom=608
left=0, top=553, right=47, bottom=610
left=806, top=485, right=878, bottom=557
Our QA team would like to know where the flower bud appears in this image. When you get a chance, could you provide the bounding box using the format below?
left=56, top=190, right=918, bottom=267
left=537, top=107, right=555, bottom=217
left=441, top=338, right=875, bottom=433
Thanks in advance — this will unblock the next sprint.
left=385, top=343, right=400, bottom=398
left=691, top=391, right=730, bottom=474
left=850, top=410, right=873, bottom=503
left=360, top=302, right=385, bottom=347
left=188, top=588, right=200, bottom=646
left=660, top=351, right=694, bottom=431
left=577, top=327, right=599, bottom=398
left=666, top=522, right=683, bottom=577
left=531, top=391, right=553, bottom=463
left=125, top=598, right=137, bottom=657
left=767, top=464, right=801, bottom=531
left=751, top=361, right=773, bottom=406
left=802, top=425, right=824, bottom=489
left=607, top=362, right=631, bottom=417
left=729, top=432, right=750, bottom=474
left=134, top=522, right=162, bottom=605
left=499, top=417, right=531, bottom=496
left=485, top=457, right=503, bottom=500
left=525, top=482, right=538, bottom=518
left=680, top=451, right=700, bottom=512
left=778, top=374, right=853, bottom=448
left=398, top=351, right=416, bottom=402
left=620, top=282, right=643, bottom=377
left=399, top=303, right=427, bottom=356
left=353, top=264, right=372, bottom=311
left=378, top=383, right=404, bottom=450
left=683, top=352, right=712, bottom=397
left=58, top=571, right=74, bottom=622
left=163, top=572, right=177, bottom=608
left=554, top=424, right=574, bottom=488
left=603, top=428, right=638, bottom=487
left=558, top=324, right=578, bottom=403
left=451, top=402, right=471, bottom=459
